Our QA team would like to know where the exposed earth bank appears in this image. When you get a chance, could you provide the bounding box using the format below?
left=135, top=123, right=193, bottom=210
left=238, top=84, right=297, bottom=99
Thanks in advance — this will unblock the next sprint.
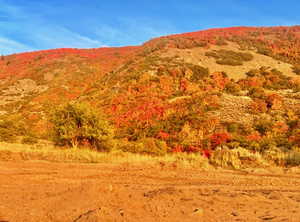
left=0, top=161, right=300, bottom=222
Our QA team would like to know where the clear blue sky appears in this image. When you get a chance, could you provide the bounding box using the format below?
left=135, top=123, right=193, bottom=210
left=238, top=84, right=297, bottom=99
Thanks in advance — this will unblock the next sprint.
left=0, top=0, right=299, bottom=55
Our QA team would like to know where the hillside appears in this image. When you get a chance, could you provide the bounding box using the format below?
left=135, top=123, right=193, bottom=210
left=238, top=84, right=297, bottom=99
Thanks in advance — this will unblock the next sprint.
left=1, top=26, right=300, bottom=165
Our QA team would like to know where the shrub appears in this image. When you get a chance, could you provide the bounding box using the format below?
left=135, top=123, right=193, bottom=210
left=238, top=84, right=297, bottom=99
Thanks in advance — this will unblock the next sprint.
left=21, top=136, right=38, bottom=145
left=205, top=49, right=253, bottom=66
left=286, top=151, right=300, bottom=166
left=119, top=138, right=169, bottom=156
left=226, top=122, right=239, bottom=133
left=247, top=87, right=266, bottom=99
left=49, top=102, right=115, bottom=151
left=292, top=65, right=300, bottom=75
left=249, top=99, right=267, bottom=114
left=257, top=47, right=272, bottom=56
left=189, top=65, right=209, bottom=82
left=224, top=82, right=241, bottom=95
left=210, top=132, right=231, bottom=149
left=0, top=115, right=26, bottom=143
left=254, top=119, right=273, bottom=136
left=258, top=136, right=277, bottom=152
left=216, top=58, right=242, bottom=66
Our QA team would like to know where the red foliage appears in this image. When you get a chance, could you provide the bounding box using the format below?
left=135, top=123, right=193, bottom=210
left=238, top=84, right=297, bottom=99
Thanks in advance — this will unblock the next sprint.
left=202, top=149, right=212, bottom=158
left=273, top=122, right=289, bottom=134
left=172, top=145, right=184, bottom=153
left=249, top=99, right=267, bottom=113
left=246, top=131, right=262, bottom=142
left=289, top=132, right=300, bottom=146
left=266, top=94, right=283, bottom=110
left=185, top=145, right=201, bottom=153
left=179, top=78, right=188, bottom=92
left=157, top=131, right=170, bottom=140
left=210, top=72, right=230, bottom=90
left=210, top=132, right=231, bottom=149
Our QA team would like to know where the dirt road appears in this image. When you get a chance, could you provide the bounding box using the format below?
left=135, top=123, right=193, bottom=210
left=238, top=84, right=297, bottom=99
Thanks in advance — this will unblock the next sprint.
left=0, top=161, right=300, bottom=222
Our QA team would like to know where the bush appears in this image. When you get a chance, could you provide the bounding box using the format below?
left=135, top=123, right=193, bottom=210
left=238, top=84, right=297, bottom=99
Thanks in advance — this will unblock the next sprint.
left=119, top=138, right=169, bottom=156
left=205, top=49, right=253, bottom=66
left=254, top=118, right=273, bottom=136
left=226, top=122, right=239, bottom=133
left=247, top=87, right=266, bottom=99
left=188, top=65, right=209, bottom=82
left=210, top=132, right=231, bottom=149
left=257, top=47, right=272, bottom=56
left=217, top=59, right=242, bottom=66
left=49, top=102, right=115, bottom=151
left=21, top=136, right=38, bottom=145
left=292, top=65, right=300, bottom=75
left=258, top=136, right=276, bottom=152
left=224, top=82, right=241, bottom=95
left=0, top=115, right=26, bottom=143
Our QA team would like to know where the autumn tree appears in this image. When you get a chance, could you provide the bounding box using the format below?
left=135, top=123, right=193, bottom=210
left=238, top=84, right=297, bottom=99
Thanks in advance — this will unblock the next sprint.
left=50, top=102, right=114, bottom=151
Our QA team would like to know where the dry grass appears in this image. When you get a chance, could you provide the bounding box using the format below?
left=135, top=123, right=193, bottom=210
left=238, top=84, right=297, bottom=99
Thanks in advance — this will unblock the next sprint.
left=1, top=142, right=299, bottom=170
left=0, top=142, right=211, bottom=169
left=161, top=42, right=295, bottom=80
left=210, top=147, right=268, bottom=169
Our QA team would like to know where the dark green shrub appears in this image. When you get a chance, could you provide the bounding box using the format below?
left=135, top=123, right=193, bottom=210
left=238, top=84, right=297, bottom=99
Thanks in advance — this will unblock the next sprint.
left=0, top=128, right=17, bottom=143
left=205, top=49, right=253, bottom=66
left=258, top=137, right=277, bottom=152
left=257, top=47, right=272, bottom=56
left=246, top=69, right=260, bottom=77
left=292, top=65, right=300, bottom=75
left=216, top=58, right=243, bottom=66
left=0, top=115, right=26, bottom=143
left=21, top=136, right=38, bottom=145
left=189, top=65, right=209, bottom=82
left=49, top=102, right=115, bottom=151
left=247, top=87, right=266, bottom=99
left=205, top=51, right=218, bottom=58
left=286, top=151, right=300, bottom=166
left=119, top=138, right=169, bottom=156
left=226, top=122, right=240, bottom=133
left=224, top=82, right=241, bottom=95
left=254, top=119, right=273, bottom=136
left=230, top=135, right=250, bottom=148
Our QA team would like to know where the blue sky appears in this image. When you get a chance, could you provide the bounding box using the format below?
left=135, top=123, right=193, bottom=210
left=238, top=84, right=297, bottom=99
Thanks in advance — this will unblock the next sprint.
left=0, top=0, right=299, bottom=55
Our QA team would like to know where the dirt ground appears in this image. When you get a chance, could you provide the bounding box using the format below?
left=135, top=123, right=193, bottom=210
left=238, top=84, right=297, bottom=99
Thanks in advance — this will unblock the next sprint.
left=0, top=161, right=300, bottom=222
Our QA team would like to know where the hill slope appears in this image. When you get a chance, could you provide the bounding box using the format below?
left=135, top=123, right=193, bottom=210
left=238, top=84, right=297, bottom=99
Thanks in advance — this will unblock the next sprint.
left=1, top=26, right=300, bottom=159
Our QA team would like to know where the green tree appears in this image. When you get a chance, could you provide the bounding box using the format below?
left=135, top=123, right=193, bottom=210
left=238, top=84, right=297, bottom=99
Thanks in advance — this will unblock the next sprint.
left=50, top=102, right=114, bottom=151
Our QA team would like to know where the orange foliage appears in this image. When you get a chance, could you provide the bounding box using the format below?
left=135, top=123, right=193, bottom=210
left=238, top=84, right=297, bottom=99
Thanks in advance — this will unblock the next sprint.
left=210, top=132, right=231, bottom=149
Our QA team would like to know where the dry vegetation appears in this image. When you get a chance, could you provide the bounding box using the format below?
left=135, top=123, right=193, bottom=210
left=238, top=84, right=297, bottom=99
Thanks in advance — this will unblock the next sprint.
left=0, top=142, right=211, bottom=169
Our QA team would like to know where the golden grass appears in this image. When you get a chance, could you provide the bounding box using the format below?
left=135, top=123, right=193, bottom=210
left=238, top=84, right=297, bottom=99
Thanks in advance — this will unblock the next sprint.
left=210, top=147, right=268, bottom=169
left=0, top=142, right=211, bottom=169
left=1, top=142, right=299, bottom=170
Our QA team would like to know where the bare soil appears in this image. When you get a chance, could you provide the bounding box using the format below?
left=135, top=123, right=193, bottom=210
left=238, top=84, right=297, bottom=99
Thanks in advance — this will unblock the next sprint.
left=0, top=161, right=300, bottom=222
